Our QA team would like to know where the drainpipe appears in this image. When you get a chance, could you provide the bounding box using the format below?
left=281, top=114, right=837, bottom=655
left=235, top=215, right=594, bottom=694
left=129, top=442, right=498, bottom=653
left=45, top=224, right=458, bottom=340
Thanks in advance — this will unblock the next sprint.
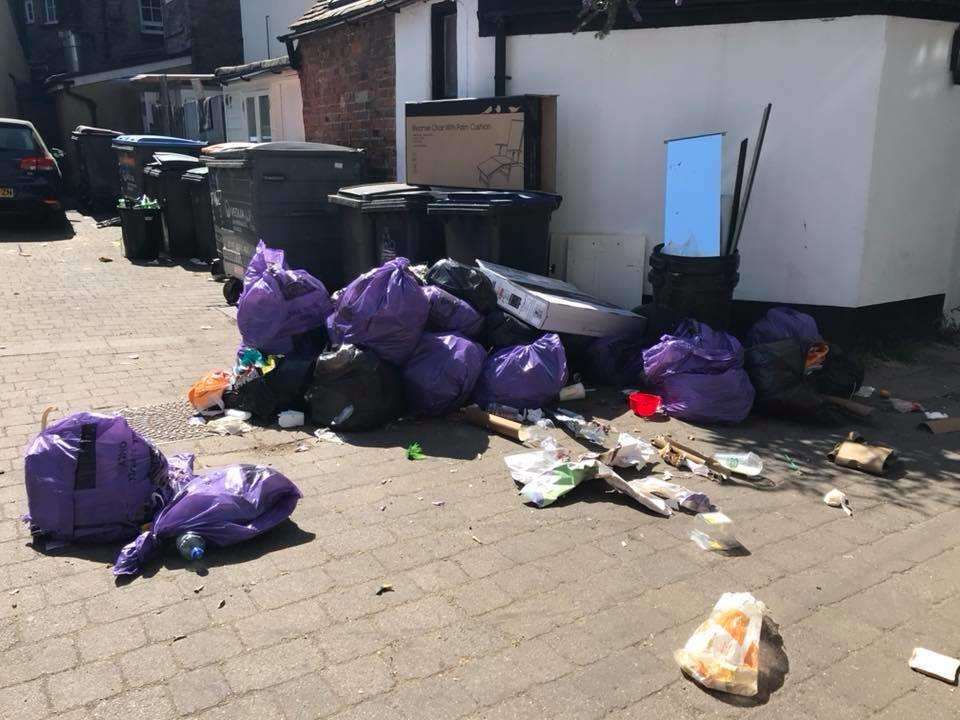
left=283, top=37, right=300, bottom=70
left=494, top=18, right=508, bottom=96
left=62, top=82, right=99, bottom=127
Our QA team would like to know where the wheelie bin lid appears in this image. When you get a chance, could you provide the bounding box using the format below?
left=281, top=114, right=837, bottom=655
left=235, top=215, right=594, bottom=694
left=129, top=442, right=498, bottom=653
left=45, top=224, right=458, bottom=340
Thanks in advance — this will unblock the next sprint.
left=427, top=190, right=562, bottom=215
left=112, top=135, right=207, bottom=150
left=181, top=166, right=209, bottom=182
left=328, top=182, right=441, bottom=210
left=144, top=153, right=203, bottom=175
left=72, top=125, right=122, bottom=138
left=205, top=141, right=364, bottom=160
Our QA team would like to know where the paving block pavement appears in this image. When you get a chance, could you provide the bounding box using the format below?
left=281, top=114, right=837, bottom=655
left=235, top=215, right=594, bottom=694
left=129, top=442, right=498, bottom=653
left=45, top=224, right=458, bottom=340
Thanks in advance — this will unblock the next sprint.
left=1, top=212, right=960, bottom=717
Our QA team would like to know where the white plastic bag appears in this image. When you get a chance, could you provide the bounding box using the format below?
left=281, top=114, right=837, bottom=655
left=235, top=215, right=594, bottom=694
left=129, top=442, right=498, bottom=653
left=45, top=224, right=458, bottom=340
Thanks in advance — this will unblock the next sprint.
left=675, top=592, right=767, bottom=696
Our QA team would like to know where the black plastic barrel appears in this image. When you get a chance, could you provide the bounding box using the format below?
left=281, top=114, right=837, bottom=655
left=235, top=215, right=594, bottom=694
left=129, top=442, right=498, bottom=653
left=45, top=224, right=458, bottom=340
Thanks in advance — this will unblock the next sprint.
left=119, top=207, right=163, bottom=261
left=427, top=190, right=562, bottom=275
left=648, top=243, right=740, bottom=330
left=143, top=153, right=203, bottom=258
left=181, top=167, right=217, bottom=262
left=70, top=126, right=122, bottom=209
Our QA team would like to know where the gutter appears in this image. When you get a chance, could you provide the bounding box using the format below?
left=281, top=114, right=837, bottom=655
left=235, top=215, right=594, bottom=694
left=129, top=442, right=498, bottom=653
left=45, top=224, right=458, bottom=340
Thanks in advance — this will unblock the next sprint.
left=279, top=0, right=414, bottom=43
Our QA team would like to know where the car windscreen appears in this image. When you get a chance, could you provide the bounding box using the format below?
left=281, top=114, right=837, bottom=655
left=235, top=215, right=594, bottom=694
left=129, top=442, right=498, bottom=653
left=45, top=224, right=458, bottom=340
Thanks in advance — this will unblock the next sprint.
left=0, top=126, right=39, bottom=155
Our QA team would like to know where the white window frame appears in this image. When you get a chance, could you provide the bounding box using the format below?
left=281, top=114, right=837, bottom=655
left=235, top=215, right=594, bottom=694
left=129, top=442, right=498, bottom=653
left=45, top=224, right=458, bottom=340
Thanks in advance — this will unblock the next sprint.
left=139, top=0, right=164, bottom=35
left=245, top=93, right=272, bottom=143
left=42, top=0, right=57, bottom=25
left=24, top=0, right=35, bottom=24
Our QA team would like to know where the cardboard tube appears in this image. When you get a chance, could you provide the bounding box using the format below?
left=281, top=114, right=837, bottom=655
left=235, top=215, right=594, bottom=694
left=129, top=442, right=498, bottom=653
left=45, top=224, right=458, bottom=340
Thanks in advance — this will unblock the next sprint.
left=461, top=406, right=524, bottom=443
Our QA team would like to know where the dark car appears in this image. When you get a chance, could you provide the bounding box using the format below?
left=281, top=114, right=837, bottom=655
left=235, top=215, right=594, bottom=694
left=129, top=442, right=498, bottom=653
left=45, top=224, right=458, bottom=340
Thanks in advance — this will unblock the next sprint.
left=0, top=118, right=64, bottom=218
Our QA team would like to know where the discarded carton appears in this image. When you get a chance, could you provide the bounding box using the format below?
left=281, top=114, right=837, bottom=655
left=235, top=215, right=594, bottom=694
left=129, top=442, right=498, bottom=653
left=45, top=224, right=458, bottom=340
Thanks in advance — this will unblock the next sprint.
left=919, top=417, right=960, bottom=434
left=827, top=432, right=895, bottom=476
left=476, top=260, right=647, bottom=338
left=909, top=647, right=960, bottom=685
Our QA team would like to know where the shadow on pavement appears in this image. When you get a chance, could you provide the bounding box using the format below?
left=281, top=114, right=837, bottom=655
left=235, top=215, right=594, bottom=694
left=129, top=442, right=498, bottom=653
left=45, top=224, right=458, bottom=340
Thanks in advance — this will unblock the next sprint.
left=0, top=212, right=76, bottom=242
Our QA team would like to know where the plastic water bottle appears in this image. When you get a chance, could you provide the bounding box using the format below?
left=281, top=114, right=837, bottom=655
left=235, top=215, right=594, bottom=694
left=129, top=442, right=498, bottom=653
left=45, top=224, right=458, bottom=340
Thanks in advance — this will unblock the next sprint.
left=690, top=512, right=740, bottom=551
left=176, top=532, right=206, bottom=562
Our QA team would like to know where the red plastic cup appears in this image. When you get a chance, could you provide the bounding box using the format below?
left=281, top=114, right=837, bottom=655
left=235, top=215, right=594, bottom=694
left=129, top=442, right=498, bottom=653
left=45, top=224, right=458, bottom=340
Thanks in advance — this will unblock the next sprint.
left=628, top=392, right=662, bottom=418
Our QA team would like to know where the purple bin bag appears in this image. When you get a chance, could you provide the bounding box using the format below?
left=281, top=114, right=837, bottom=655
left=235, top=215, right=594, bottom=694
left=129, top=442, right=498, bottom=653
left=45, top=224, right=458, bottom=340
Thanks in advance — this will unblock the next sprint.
left=642, top=320, right=754, bottom=424
left=403, top=333, right=487, bottom=416
left=113, top=454, right=302, bottom=576
left=746, top=307, right=821, bottom=347
left=242, top=240, right=285, bottom=294
left=585, top=331, right=647, bottom=387
left=328, top=257, right=429, bottom=365
left=472, top=333, right=568, bottom=410
left=23, top=412, right=169, bottom=545
left=423, top=285, right=484, bottom=337
left=237, top=243, right=333, bottom=355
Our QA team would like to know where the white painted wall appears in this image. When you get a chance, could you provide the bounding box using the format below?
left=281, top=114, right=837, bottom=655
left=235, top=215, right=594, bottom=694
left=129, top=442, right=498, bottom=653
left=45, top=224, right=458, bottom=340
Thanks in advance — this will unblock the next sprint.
left=242, top=0, right=313, bottom=63
left=395, top=7, right=960, bottom=311
left=223, top=70, right=305, bottom=142
left=861, top=18, right=960, bottom=309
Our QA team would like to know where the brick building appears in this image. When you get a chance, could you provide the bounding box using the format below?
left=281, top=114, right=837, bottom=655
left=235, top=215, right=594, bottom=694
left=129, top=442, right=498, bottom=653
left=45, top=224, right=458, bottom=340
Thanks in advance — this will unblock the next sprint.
left=283, top=1, right=413, bottom=179
left=8, top=0, right=242, bottom=155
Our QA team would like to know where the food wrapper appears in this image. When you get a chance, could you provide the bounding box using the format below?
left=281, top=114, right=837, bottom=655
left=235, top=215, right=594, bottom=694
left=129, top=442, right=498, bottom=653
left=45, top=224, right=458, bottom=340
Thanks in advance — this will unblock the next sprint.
left=675, top=592, right=767, bottom=696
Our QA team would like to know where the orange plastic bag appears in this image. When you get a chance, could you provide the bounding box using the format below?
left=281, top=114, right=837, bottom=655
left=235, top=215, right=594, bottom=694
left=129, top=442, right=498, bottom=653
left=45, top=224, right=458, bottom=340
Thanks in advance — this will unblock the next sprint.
left=675, top=592, right=766, bottom=696
left=188, top=371, right=232, bottom=412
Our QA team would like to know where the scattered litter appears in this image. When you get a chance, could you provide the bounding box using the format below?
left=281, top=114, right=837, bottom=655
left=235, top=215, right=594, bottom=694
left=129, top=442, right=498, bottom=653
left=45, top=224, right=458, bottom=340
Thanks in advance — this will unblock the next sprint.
left=855, top=386, right=875, bottom=398
left=294, top=443, right=309, bottom=453
left=225, top=409, right=252, bottom=421
left=193, top=585, right=204, bottom=594
left=924, top=411, right=949, bottom=421
left=675, top=592, right=767, bottom=696
left=558, top=382, right=587, bottom=401
left=376, top=583, right=394, bottom=596
left=200, top=325, right=213, bottom=330
left=205, top=416, right=253, bottom=436
left=909, top=647, right=960, bottom=685
left=17, top=245, right=30, bottom=257
left=217, top=599, right=226, bottom=609
left=314, top=429, right=345, bottom=445
left=173, top=634, right=187, bottom=642
left=782, top=453, right=801, bottom=472
left=549, top=407, right=609, bottom=448
left=188, top=371, right=232, bottom=413
left=919, top=417, right=960, bottom=434
left=379, top=505, right=386, bottom=512
left=628, top=392, right=663, bottom=418
left=189, top=258, right=209, bottom=266
left=188, top=416, right=206, bottom=427
left=823, top=488, right=853, bottom=517
left=621, top=540, right=628, bottom=547
left=597, top=433, right=658, bottom=469
left=690, top=512, right=741, bottom=551
left=890, top=398, right=923, bottom=413
left=828, top=432, right=896, bottom=476
left=713, top=452, right=763, bottom=477
left=632, top=476, right=712, bottom=514
left=472, top=535, right=483, bottom=544
left=406, top=443, right=427, bottom=461
left=432, top=500, right=445, bottom=507
left=98, top=256, right=113, bottom=263
left=127, top=354, right=140, bottom=360
left=277, top=410, right=305, bottom=428
left=652, top=436, right=729, bottom=483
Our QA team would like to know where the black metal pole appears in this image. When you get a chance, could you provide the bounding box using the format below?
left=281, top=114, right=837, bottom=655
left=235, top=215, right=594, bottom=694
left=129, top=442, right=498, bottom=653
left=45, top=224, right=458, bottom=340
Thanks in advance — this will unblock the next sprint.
left=494, top=18, right=507, bottom=96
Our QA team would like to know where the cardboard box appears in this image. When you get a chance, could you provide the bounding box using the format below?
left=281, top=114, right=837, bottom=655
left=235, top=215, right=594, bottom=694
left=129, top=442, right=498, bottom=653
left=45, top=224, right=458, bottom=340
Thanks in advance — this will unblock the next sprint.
left=405, top=95, right=557, bottom=192
left=476, top=260, right=647, bottom=338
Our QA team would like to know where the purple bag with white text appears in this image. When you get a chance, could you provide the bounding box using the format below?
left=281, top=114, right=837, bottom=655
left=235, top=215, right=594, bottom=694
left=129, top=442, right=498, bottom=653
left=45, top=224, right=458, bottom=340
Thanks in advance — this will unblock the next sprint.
left=24, top=413, right=169, bottom=545
left=423, top=285, right=484, bottom=337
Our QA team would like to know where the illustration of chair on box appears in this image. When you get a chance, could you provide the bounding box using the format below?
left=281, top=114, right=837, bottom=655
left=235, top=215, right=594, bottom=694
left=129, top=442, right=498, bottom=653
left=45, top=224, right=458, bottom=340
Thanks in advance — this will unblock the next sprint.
left=477, top=118, right=525, bottom=187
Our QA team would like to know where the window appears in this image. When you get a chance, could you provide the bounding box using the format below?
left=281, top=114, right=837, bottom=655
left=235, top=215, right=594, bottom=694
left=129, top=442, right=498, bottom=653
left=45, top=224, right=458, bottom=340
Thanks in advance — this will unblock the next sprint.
left=23, top=0, right=34, bottom=24
left=245, top=94, right=272, bottom=142
left=42, top=0, right=57, bottom=24
left=431, top=1, right=457, bottom=99
left=140, top=0, right=164, bottom=34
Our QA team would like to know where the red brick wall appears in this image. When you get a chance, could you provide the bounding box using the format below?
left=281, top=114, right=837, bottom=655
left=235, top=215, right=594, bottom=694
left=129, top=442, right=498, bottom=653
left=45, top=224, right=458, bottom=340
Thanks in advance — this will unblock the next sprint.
left=298, top=13, right=397, bottom=180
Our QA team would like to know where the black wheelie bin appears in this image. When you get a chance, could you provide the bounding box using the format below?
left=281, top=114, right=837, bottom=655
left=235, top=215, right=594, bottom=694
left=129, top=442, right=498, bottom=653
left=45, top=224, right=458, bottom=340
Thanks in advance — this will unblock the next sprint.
left=71, top=125, right=122, bottom=209
left=143, top=153, right=203, bottom=258
left=112, top=135, right=206, bottom=200
left=203, top=142, right=367, bottom=302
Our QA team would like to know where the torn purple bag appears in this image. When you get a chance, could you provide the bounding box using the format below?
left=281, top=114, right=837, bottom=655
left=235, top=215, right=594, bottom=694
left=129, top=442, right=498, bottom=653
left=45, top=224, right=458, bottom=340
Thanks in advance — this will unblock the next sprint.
left=113, top=454, right=302, bottom=576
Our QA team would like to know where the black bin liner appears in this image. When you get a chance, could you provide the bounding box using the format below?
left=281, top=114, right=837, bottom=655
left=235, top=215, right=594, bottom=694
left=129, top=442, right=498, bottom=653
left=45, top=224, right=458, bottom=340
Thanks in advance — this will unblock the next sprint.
left=425, top=259, right=497, bottom=315
left=224, top=356, right=315, bottom=422
left=305, top=345, right=404, bottom=431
